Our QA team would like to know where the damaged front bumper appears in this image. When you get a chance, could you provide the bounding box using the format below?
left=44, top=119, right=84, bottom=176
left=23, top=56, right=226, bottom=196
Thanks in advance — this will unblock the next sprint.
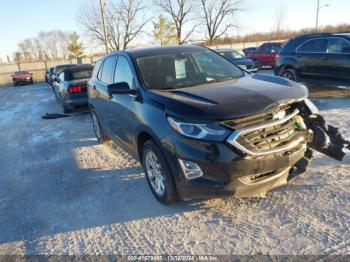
left=164, top=99, right=349, bottom=200
left=300, top=99, right=350, bottom=161
left=175, top=145, right=313, bottom=200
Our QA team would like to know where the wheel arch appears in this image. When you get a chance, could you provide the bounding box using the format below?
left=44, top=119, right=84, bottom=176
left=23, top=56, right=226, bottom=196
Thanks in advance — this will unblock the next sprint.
left=278, top=57, right=300, bottom=76
left=136, top=126, right=169, bottom=162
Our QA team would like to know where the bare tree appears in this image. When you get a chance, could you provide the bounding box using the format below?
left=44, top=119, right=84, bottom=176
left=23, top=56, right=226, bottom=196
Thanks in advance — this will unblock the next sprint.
left=17, top=31, right=70, bottom=60
left=78, top=0, right=107, bottom=50
left=119, top=0, right=151, bottom=49
left=199, top=0, right=242, bottom=44
left=56, top=31, right=71, bottom=59
left=154, top=0, right=196, bottom=44
left=35, top=31, right=71, bottom=59
left=78, top=0, right=150, bottom=51
left=274, top=5, right=287, bottom=36
left=18, top=38, right=40, bottom=60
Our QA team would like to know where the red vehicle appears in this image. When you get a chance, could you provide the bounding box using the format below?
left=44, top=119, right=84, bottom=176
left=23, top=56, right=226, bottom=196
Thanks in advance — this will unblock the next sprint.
left=11, top=71, right=34, bottom=86
left=246, top=42, right=282, bottom=68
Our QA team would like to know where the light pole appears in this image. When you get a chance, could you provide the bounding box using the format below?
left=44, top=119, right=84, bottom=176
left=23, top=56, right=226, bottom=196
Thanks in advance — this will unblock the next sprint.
left=316, top=0, right=329, bottom=31
left=99, top=0, right=108, bottom=53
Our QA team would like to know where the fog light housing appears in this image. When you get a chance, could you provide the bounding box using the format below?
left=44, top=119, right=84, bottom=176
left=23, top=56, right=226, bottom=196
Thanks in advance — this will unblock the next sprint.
left=178, top=159, right=203, bottom=180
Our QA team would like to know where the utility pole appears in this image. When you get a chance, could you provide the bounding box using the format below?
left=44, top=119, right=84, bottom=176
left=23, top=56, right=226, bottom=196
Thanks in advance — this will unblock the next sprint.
left=316, top=0, right=320, bottom=31
left=315, top=0, right=329, bottom=31
left=99, top=0, right=108, bottom=53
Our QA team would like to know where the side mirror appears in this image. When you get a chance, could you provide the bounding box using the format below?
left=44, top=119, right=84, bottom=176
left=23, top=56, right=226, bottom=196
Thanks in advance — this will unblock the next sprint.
left=107, top=82, right=136, bottom=96
left=53, top=78, right=58, bottom=82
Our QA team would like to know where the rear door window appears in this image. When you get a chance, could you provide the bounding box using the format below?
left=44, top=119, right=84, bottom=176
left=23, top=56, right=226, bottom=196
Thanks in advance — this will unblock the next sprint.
left=260, top=45, right=271, bottom=52
left=100, top=56, right=117, bottom=84
left=258, top=45, right=271, bottom=52
left=298, top=38, right=327, bottom=53
left=271, top=44, right=281, bottom=52
left=327, top=38, right=350, bottom=53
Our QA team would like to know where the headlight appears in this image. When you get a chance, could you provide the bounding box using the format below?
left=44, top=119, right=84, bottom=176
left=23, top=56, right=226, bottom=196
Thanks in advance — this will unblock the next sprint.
left=167, top=117, right=230, bottom=141
left=304, top=98, right=319, bottom=115
left=239, top=65, right=247, bottom=70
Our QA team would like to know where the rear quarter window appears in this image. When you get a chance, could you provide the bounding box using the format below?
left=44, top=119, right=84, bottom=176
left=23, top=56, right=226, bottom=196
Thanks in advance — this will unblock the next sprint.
left=92, top=60, right=103, bottom=78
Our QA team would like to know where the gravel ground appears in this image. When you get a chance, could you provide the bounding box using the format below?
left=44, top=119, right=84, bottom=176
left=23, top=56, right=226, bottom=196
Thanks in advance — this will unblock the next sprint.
left=0, top=83, right=349, bottom=256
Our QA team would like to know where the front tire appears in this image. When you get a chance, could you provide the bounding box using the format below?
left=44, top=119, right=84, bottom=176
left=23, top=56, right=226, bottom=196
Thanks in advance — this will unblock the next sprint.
left=142, top=140, right=178, bottom=204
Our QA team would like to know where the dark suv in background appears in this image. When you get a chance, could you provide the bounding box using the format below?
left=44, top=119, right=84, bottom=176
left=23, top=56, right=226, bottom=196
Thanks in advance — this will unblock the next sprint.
left=88, top=45, right=348, bottom=204
left=275, top=33, right=350, bottom=83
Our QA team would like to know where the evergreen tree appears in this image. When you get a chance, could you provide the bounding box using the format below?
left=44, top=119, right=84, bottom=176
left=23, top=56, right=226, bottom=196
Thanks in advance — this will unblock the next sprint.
left=67, top=32, right=84, bottom=59
left=153, top=15, right=177, bottom=46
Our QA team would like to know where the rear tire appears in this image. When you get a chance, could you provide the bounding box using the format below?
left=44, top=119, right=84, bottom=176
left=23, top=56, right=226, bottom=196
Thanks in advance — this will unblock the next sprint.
left=281, top=68, right=298, bottom=82
left=90, top=109, right=109, bottom=143
left=142, top=140, right=178, bottom=204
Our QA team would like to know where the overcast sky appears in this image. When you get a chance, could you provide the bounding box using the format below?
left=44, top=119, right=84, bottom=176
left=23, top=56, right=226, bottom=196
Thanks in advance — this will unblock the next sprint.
left=0, top=0, right=349, bottom=61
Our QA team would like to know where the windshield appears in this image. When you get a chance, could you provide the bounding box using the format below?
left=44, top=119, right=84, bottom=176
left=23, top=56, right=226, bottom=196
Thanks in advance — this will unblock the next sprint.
left=220, top=50, right=243, bottom=59
left=15, top=71, right=29, bottom=75
left=136, top=50, right=244, bottom=90
left=69, top=69, right=93, bottom=80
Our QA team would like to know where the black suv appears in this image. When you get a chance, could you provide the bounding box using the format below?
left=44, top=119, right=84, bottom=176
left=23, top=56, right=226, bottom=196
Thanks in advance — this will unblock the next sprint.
left=88, top=45, right=348, bottom=204
left=275, top=33, right=350, bottom=83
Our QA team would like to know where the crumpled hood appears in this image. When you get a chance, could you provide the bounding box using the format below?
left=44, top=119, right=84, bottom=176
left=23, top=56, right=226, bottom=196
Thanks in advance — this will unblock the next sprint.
left=147, top=74, right=308, bottom=121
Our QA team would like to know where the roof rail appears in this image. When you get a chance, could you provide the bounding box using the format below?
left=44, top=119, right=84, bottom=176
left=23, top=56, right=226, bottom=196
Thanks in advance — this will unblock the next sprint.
left=334, top=31, right=350, bottom=35
left=297, top=32, right=332, bottom=38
